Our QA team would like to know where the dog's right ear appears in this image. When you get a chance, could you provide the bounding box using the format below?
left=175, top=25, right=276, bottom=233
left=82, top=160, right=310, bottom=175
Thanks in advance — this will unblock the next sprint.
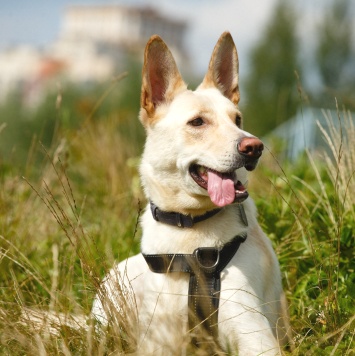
left=140, top=35, right=186, bottom=124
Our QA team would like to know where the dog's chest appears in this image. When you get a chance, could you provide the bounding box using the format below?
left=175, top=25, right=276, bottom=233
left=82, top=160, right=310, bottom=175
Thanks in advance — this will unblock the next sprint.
left=141, top=272, right=190, bottom=325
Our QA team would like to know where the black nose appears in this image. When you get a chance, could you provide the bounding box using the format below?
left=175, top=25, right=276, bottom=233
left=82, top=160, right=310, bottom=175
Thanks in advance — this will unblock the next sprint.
left=237, top=137, right=264, bottom=158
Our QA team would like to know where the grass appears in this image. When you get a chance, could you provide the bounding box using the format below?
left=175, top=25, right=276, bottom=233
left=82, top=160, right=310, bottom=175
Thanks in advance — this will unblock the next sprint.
left=0, top=94, right=354, bottom=354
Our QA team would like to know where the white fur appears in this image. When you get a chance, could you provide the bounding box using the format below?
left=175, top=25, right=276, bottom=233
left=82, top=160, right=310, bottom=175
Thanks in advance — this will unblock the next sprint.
left=92, top=33, right=291, bottom=355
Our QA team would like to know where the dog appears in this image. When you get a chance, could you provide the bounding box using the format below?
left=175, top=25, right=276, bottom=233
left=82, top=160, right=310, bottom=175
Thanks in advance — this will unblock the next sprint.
left=92, top=32, right=292, bottom=355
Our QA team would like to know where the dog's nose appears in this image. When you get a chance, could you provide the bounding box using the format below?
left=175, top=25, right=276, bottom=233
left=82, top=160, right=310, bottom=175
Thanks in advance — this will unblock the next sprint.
left=237, top=137, right=264, bottom=158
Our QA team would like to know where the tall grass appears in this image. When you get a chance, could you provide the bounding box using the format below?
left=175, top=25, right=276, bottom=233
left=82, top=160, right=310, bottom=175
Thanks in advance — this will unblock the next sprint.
left=0, top=101, right=354, bottom=354
left=252, top=108, right=355, bottom=355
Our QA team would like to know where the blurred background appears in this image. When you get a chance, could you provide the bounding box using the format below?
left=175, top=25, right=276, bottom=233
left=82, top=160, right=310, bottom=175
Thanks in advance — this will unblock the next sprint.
left=0, top=0, right=354, bottom=172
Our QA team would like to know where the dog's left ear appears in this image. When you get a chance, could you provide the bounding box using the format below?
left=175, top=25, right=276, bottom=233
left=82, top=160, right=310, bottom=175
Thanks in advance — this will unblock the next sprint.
left=199, top=32, right=240, bottom=105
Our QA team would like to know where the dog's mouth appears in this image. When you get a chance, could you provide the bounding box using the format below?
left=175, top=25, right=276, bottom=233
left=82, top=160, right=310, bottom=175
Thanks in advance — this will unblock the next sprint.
left=189, top=164, right=249, bottom=207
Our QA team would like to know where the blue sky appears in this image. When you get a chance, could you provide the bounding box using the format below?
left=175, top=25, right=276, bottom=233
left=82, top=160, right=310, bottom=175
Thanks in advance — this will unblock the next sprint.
left=0, top=0, right=341, bottom=78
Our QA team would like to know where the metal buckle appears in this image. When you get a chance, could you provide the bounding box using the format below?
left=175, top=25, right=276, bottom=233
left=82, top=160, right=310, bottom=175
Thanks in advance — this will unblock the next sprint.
left=153, top=206, right=159, bottom=221
left=176, top=214, right=194, bottom=228
left=176, top=213, right=183, bottom=227
left=194, top=247, right=220, bottom=272
left=238, top=204, right=248, bottom=227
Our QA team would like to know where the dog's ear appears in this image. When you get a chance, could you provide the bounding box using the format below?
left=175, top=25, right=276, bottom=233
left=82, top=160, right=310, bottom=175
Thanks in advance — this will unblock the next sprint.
left=199, top=32, right=240, bottom=105
left=140, top=35, right=186, bottom=122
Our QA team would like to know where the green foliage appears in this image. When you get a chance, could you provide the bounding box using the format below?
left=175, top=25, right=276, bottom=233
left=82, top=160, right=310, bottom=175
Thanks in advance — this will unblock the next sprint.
left=0, top=61, right=142, bottom=176
left=242, top=0, right=301, bottom=136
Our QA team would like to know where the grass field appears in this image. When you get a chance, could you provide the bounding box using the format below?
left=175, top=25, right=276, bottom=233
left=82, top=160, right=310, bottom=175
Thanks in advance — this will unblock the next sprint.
left=0, top=92, right=354, bottom=354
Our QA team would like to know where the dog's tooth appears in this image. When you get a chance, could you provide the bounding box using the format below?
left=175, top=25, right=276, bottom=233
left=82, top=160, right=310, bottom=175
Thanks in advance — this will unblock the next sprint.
left=198, top=166, right=206, bottom=175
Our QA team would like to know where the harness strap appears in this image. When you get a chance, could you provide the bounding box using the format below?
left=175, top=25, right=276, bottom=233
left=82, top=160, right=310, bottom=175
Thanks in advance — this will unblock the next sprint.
left=142, top=233, right=247, bottom=344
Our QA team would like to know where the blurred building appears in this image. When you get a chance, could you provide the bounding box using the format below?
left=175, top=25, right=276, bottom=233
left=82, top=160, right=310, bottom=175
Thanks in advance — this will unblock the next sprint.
left=61, top=5, right=186, bottom=54
left=0, top=46, right=41, bottom=103
left=0, top=5, right=188, bottom=105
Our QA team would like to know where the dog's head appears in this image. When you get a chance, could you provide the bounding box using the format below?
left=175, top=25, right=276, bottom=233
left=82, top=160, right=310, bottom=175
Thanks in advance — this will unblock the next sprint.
left=139, top=32, right=263, bottom=214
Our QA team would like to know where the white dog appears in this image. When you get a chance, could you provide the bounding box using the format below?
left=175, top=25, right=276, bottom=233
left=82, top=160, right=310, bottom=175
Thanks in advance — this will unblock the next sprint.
left=92, top=32, right=292, bottom=355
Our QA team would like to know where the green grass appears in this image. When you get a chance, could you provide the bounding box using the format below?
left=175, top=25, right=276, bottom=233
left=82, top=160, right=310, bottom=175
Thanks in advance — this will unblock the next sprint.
left=0, top=98, right=354, bottom=354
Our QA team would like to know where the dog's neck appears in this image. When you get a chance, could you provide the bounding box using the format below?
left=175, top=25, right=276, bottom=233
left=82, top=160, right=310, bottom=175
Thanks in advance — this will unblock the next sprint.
left=140, top=200, right=253, bottom=255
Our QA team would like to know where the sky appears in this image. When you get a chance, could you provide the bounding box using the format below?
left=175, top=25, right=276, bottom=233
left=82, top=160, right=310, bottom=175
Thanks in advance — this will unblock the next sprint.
left=0, top=0, right=343, bottom=81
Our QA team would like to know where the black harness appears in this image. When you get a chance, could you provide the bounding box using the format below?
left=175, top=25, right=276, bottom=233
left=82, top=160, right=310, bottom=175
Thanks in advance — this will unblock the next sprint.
left=142, top=203, right=248, bottom=346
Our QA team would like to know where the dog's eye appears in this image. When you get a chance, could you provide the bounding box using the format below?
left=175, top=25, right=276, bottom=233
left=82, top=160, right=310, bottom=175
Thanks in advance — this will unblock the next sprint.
left=188, top=117, right=205, bottom=127
left=235, top=114, right=242, bottom=128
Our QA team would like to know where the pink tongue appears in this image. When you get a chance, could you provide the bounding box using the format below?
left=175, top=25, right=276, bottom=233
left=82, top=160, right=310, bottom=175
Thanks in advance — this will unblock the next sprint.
left=207, top=171, right=235, bottom=207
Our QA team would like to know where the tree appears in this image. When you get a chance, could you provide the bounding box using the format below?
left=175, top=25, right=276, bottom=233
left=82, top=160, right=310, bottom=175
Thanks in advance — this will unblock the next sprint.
left=241, top=1, right=300, bottom=136
left=315, top=0, right=355, bottom=109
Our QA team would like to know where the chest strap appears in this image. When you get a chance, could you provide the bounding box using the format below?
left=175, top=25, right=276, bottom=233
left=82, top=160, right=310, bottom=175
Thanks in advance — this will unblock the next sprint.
left=142, top=233, right=247, bottom=345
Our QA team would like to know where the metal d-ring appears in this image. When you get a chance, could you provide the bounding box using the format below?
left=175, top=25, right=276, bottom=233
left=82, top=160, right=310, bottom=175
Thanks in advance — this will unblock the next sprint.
left=194, top=247, right=220, bottom=272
